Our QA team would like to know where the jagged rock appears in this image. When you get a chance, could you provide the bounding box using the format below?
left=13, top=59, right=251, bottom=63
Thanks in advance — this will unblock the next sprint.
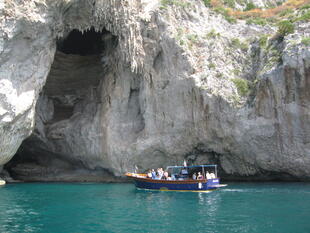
left=1, top=0, right=310, bottom=181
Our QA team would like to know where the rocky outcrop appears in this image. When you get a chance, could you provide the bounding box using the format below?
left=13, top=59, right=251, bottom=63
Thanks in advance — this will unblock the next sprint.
left=1, top=0, right=310, bottom=181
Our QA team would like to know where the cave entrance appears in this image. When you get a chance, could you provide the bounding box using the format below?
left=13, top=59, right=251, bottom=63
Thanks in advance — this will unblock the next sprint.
left=57, top=28, right=106, bottom=56
left=6, top=28, right=118, bottom=182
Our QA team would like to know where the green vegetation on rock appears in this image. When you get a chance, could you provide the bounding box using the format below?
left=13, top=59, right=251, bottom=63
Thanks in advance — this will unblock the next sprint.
left=246, top=17, right=268, bottom=26
left=262, top=47, right=282, bottom=72
left=301, top=37, right=310, bottom=46
left=278, top=8, right=294, bottom=17
left=160, top=0, right=191, bottom=9
left=187, top=34, right=199, bottom=43
left=203, top=0, right=211, bottom=7
left=214, top=7, right=237, bottom=23
left=277, top=20, right=294, bottom=36
left=233, top=68, right=241, bottom=76
left=259, top=35, right=269, bottom=48
left=223, top=0, right=235, bottom=9
left=244, top=2, right=257, bottom=11
left=294, top=10, right=310, bottom=22
left=232, top=78, right=249, bottom=97
left=208, top=63, right=216, bottom=69
left=231, top=38, right=248, bottom=51
left=300, top=4, right=310, bottom=10
left=205, top=29, right=221, bottom=39
left=175, top=28, right=186, bottom=45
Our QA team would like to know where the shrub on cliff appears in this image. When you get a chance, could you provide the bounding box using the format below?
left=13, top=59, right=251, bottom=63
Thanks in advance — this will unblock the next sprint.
left=203, top=0, right=211, bottom=7
left=301, top=37, right=310, bottom=46
left=277, top=20, right=294, bottom=36
left=160, top=0, right=190, bottom=9
left=246, top=17, right=268, bottom=26
left=214, top=7, right=237, bottom=23
left=244, top=2, right=257, bottom=11
left=294, top=11, right=310, bottom=22
left=232, top=78, right=249, bottom=97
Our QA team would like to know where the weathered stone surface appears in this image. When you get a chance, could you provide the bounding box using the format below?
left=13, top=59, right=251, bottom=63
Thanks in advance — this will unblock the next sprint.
left=1, top=0, right=310, bottom=181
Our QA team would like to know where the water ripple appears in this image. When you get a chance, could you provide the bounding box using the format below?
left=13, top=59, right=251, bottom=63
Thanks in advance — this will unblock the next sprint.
left=0, top=183, right=309, bottom=233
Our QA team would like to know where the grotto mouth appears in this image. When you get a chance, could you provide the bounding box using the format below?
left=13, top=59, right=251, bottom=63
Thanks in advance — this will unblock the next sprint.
left=5, top=28, right=120, bottom=182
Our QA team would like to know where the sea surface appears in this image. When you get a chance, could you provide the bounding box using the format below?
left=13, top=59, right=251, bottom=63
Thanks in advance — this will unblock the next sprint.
left=0, top=182, right=309, bottom=233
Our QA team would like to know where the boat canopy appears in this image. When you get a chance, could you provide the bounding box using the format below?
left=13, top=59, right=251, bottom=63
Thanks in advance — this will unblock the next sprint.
left=166, top=165, right=218, bottom=178
left=166, top=165, right=217, bottom=169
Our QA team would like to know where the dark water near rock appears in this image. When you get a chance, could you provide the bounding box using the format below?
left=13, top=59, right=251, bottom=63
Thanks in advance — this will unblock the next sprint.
left=0, top=182, right=309, bottom=233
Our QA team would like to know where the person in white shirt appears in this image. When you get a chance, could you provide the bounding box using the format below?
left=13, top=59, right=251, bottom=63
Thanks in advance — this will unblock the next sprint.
left=206, top=171, right=212, bottom=179
left=157, top=168, right=164, bottom=179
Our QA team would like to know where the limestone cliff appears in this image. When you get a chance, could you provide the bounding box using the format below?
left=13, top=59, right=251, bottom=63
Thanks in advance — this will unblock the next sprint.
left=0, top=0, right=309, bottom=181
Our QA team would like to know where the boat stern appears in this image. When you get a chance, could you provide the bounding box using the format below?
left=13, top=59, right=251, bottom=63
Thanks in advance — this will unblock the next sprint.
left=207, top=178, right=227, bottom=189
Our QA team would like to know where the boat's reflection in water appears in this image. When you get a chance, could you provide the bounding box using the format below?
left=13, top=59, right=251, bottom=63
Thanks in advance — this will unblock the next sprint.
left=134, top=187, right=223, bottom=229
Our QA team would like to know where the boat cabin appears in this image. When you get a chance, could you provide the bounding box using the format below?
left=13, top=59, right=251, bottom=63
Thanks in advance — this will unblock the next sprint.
left=166, top=165, right=218, bottom=180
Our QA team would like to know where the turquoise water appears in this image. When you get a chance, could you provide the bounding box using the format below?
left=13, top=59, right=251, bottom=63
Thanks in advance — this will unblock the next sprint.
left=0, top=183, right=309, bottom=233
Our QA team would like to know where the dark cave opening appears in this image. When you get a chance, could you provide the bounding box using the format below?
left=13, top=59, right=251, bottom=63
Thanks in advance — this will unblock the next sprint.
left=57, top=28, right=108, bottom=56
left=5, top=28, right=119, bottom=182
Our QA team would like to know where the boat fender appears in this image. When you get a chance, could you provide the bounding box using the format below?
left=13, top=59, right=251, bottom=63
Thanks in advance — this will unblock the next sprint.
left=198, top=183, right=202, bottom=189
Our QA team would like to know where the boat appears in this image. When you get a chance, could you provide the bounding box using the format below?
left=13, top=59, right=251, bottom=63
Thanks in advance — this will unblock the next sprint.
left=0, top=179, right=5, bottom=186
left=126, top=165, right=227, bottom=192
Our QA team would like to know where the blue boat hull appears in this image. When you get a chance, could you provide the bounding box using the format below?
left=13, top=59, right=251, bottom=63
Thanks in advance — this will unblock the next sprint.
left=130, top=176, right=222, bottom=192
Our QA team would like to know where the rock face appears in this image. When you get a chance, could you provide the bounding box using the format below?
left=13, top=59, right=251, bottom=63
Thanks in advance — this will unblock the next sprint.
left=1, top=0, right=310, bottom=181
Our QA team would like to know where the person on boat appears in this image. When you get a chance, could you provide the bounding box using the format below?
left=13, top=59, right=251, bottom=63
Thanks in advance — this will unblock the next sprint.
left=192, top=173, right=197, bottom=180
left=151, top=169, right=156, bottom=179
left=206, top=171, right=212, bottom=180
left=163, top=171, right=169, bottom=180
left=210, top=172, right=216, bottom=179
left=157, top=168, right=164, bottom=179
left=147, top=170, right=152, bottom=178
left=197, top=172, right=203, bottom=180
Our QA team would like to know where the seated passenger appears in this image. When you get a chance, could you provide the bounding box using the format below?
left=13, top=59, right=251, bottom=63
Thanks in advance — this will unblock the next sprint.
left=151, top=169, right=156, bottom=179
left=192, top=173, right=197, bottom=180
left=197, top=172, right=203, bottom=180
left=147, top=170, right=152, bottom=178
left=164, top=171, right=169, bottom=180
left=206, top=171, right=212, bottom=180
left=210, top=172, right=216, bottom=179
left=157, top=168, right=164, bottom=179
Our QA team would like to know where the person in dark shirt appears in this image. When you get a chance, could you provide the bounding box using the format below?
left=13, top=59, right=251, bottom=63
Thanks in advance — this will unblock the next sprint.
left=197, top=172, right=203, bottom=180
left=151, top=169, right=156, bottom=179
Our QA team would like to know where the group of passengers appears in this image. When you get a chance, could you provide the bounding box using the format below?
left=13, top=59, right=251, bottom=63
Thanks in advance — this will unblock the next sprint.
left=147, top=168, right=172, bottom=180
left=146, top=168, right=216, bottom=180
left=192, top=171, right=216, bottom=180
